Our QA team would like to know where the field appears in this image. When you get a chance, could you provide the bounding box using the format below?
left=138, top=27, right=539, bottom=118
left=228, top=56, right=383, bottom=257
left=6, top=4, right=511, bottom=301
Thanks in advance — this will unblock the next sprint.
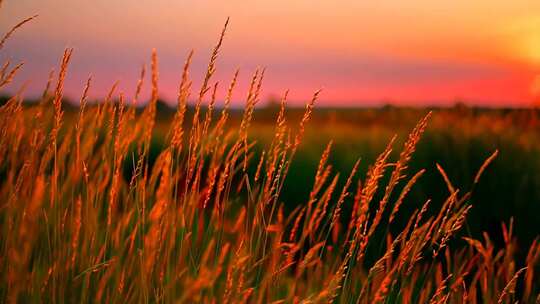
left=148, top=103, right=540, bottom=251
left=2, top=14, right=540, bottom=304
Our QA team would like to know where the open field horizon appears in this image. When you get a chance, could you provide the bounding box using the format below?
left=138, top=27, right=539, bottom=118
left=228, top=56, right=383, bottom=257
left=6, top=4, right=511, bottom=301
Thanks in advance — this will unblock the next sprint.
left=5, top=95, right=540, bottom=110
left=2, top=1, right=540, bottom=107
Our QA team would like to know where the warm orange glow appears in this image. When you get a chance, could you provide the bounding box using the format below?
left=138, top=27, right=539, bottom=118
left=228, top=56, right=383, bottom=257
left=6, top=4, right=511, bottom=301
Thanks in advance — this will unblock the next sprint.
left=522, top=30, right=540, bottom=66
left=503, top=16, right=540, bottom=68
left=0, top=1, right=539, bottom=106
left=531, top=75, right=540, bottom=98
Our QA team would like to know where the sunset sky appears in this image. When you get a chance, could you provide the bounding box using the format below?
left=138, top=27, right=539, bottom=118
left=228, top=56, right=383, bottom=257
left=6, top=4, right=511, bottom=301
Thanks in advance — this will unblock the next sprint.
left=1, top=0, right=540, bottom=106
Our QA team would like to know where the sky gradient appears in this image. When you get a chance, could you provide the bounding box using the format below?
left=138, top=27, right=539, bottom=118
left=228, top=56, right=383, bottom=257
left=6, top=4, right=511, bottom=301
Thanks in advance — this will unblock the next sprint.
left=1, top=0, right=540, bottom=106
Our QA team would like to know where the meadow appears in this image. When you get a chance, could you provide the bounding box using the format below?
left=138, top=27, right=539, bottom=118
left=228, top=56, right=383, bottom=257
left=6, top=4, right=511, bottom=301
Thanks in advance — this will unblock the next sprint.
left=1, top=14, right=540, bottom=304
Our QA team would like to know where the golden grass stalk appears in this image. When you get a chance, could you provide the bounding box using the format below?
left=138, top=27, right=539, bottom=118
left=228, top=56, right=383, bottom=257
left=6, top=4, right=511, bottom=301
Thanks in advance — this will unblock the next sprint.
left=329, top=158, right=360, bottom=235
left=474, top=149, right=499, bottom=184
left=0, top=62, right=24, bottom=89
left=0, top=14, right=38, bottom=51
left=498, top=267, right=527, bottom=304
left=389, top=168, right=425, bottom=224
left=170, top=51, right=193, bottom=150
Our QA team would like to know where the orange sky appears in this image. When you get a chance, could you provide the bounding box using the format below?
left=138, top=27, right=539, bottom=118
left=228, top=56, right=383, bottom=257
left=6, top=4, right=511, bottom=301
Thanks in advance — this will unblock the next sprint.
left=1, top=0, right=539, bottom=106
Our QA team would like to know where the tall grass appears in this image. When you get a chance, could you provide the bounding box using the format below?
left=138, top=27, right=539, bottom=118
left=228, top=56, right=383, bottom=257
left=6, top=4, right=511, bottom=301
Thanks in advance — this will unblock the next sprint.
left=1, top=14, right=539, bottom=304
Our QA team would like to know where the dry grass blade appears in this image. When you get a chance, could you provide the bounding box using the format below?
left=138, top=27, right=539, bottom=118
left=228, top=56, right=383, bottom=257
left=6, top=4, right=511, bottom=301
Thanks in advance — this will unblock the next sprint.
left=75, top=76, right=92, bottom=163
left=199, top=17, right=229, bottom=101
left=293, top=89, right=320, bottom=149
left=389, top=169, right=425, bottom=224
left=474, top=149, right=499, bottom=184
left=170, top=51, right=194, bottom=149
left=133, top=63, right=146, bottom=105
left=498, top=267, right=527, bottom=304
left=436, top=163, right=455, bottom=194
left=0, top=62, right=24, bottom=88
left=330, top=158, right=360, bottom=233
left=0, top=14, right=38, bottom=51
